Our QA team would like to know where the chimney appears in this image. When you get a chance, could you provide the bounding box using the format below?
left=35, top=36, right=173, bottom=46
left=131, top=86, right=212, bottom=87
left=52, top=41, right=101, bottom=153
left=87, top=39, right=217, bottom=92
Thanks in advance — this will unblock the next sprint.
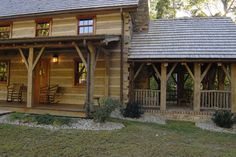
left=133, top=0, right=150, bottom=32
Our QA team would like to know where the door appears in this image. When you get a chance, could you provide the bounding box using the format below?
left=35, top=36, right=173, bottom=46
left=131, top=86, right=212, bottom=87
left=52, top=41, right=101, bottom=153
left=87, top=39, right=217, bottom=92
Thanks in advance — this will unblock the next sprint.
left=34, top=59, right=50, bottom=105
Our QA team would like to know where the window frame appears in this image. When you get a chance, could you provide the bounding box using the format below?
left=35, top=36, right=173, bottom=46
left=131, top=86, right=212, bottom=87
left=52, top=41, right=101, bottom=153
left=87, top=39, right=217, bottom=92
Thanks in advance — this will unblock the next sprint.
left=35, top=19, right=52, bottom=37
left=74, top=59, right=87, bottom=86
left=0, top=23, right=12, bottom=39
left=77, top=16, right=96, bottom=35
left=0, top=60, right=10, bottom=85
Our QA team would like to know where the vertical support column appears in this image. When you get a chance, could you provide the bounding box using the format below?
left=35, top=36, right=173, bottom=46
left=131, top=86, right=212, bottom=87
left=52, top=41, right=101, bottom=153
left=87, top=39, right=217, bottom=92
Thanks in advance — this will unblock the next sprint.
left=160, top=63, right=167, bottom=111
left=231, top=63, right=236, bottom=113
left=27, top=47, right=34, bottom=108
left=129, top=62, right=135, bottom=102
left=194, top=63, right=201, bottom=112
left=104, top=53, right=110, bottom=97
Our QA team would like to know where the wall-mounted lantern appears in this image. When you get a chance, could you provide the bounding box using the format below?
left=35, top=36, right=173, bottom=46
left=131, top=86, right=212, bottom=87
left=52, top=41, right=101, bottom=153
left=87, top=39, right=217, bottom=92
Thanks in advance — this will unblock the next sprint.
left=52, top=55, right=59, bottom=63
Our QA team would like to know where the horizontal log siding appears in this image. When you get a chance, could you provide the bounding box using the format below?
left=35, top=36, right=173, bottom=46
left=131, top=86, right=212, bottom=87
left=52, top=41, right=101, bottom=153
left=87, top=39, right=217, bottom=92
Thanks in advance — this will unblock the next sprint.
left=0, top=53, right=27, bottom=101
left=11, top=13, right=122, bottom=38
left=12, top=20, right=35, bottom=38
left=52, top=17, right=77, bottom=36
left=96, top=13, right=121, bottom=35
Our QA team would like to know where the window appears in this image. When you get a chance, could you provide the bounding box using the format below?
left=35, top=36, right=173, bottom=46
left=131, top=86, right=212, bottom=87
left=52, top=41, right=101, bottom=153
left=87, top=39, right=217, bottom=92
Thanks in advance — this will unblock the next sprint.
left=0, top=61, right=9, bottom=83
left=36, top=20, right=51, bottom=37
left=78, top=18, right=94, bottom=35
left=0, top=25, right=11, bottom=39
left=74, top=60, right=87, bottom=85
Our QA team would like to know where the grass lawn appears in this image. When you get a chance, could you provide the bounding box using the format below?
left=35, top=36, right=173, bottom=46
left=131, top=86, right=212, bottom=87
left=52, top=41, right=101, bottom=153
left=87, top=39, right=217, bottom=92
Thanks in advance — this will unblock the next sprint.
left=0, top=119, right=236, bottom=157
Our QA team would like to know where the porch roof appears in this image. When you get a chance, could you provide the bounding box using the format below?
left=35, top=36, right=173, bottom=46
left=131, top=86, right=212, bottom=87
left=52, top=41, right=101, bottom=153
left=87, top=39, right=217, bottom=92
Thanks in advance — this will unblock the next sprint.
left=0, top=35, right=120, bottom=49
left=129, top=17, right=236, bottom=60
left=0, top=0, right=138, bottom=20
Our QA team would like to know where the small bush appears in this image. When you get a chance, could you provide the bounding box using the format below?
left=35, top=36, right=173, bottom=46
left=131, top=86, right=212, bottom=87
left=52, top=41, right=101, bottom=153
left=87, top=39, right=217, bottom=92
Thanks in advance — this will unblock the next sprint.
left=212, top=110, right=235, bottom=128
left=93, top=98, right=121, bottom=123
left=122, top=102, right=143, bottom=118
left=35, top=114, right=55, bottom=125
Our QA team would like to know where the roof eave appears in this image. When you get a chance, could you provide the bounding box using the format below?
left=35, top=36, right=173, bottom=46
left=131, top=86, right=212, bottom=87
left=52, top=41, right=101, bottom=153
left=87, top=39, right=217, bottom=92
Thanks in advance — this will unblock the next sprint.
left=0, top=5, right=138, bottom=21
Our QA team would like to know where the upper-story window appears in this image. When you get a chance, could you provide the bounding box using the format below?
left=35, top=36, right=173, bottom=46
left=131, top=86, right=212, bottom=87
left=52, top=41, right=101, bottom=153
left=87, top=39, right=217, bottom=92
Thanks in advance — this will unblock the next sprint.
left=0, top=25, right=11, bottom=39
left=36, top=20, right=51, bottom=37
left=78, top=18, right=94, bottom=35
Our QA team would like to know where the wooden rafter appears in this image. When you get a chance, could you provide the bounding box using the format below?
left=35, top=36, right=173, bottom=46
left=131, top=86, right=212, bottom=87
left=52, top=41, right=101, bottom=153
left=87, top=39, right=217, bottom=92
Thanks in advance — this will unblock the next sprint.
left=183, top=63, right=195, bottom=81
left=151, top=64, right=161, bottom=80
left=73, top=42, right=87, bottom=69
left=18, top=48, right=29, bottom=70
left=221, top=64, right=231, bottom=81
left=167, top=63, right=177, bottom=80
left=134, top=63, right=144, bottom=80
left=201, top=63, right=212, bottom=81
left=32, top=47, right=45, bottom=70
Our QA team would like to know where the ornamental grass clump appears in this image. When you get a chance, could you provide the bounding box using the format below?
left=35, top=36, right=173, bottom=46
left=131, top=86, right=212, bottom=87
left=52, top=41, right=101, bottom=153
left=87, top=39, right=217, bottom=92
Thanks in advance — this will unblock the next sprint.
left=93, top=98, right=122, bottom=123
left=212, top=110, right=236, bottom=128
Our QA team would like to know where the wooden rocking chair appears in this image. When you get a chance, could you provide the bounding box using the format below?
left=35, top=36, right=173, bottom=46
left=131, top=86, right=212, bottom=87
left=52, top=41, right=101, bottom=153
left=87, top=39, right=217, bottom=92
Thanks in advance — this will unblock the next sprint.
left=39, top=85, right=59, bottom=104
left=7, top=83, right=24, bottom=102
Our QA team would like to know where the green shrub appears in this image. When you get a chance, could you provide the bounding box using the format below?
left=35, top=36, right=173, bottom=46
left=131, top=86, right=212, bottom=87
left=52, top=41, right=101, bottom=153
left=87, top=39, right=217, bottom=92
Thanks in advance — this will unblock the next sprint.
left=212, top=110, right=235, bottom=128
left=122, top=102, right=143, bottom=118
left=8, top=113, right=72, bottom=126
left=93, top=98, right=121, bottom=123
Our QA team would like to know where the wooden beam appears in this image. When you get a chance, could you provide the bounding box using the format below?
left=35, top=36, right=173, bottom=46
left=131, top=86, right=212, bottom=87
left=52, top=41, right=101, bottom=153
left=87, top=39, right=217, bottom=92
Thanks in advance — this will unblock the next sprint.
left=160, top=63, right=167, bottom=111
left=134, top=63, right=144, bottom=80
left=19, top=48, right=29, bottom=70
left=231, top=63, right=236, bottom=113
left=104, top=53, right=110, bottom=97
left=193, top=63, right=201, bottom=112
left=171, top=74, right=177, bottom=84
left=167, top=63, right=177, bottom=80
left=152, top=64, right=161, bottom=80
left=201, top=63, right=212, bottom=81
left=32, top=47, right=45, bottom=70
left=87, top=42, right=97, bottom=113
left=27, top=47, right=34, bottom=108
left=73, top=42, right=87, bottom=69
left=183, top=63, right=195, bottom=81
left=221, top=64, right=231, bottom=81
left=93, top=47, right=100, bottom=70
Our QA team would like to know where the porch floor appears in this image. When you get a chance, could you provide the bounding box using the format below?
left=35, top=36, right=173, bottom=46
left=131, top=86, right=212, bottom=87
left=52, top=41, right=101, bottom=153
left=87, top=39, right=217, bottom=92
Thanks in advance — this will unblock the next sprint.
left=0, top=101, right=86, bottom=118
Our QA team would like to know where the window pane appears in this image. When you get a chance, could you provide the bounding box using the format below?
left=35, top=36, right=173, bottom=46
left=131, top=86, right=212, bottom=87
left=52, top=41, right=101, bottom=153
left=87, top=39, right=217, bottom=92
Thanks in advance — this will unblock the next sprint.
left=0, top=26, right=10, bottom=39
left=0, top=61, right=9, bottom=83
left=79, top=20, right=84, bottom=26
left=88, top=20, right=93, bottom=25
left=79, top=27, right=84, bottom=34
left=84, top=27, right=88, bottom=33
left=88, top=26, right=93, bottom=33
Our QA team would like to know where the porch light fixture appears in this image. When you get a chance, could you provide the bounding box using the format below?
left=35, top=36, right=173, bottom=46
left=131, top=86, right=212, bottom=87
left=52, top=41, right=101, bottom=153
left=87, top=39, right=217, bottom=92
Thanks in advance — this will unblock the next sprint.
left=52, top=55, right=59, bottom=63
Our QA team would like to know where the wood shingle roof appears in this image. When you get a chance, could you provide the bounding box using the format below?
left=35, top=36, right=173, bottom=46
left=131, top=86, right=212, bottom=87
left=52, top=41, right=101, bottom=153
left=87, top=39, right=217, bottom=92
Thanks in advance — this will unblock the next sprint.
left=129, top=17, right=236, bottom=60
left=0, top=0, right=139, bottom=19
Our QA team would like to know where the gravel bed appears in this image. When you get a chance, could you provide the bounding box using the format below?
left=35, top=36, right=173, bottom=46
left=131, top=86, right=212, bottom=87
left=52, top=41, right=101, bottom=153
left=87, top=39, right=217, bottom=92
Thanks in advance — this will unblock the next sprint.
left=196, top=121, right=236, bottom=134
left=0, top=115, right=124, bottom=131
left=111, top=111, right=166, bottom=125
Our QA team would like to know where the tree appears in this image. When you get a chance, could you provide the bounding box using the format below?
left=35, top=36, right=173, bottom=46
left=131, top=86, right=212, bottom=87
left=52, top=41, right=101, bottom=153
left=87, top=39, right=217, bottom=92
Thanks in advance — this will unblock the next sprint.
left=151, top=0, right=236, bottom=20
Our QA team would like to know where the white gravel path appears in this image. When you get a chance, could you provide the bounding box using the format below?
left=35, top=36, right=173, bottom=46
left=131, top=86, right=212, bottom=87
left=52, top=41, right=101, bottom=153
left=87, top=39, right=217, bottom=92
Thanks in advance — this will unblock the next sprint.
left=196, top=121, right=236, bottom=134
left=0, top=114, right=124, bottom=131
left=111, top=110, right=166, bottom=125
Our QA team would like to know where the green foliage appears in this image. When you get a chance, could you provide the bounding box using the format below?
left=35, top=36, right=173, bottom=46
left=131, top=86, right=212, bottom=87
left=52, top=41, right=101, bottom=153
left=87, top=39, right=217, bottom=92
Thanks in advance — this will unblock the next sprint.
left=8, top=113, right=72, bottom=126
left=156, top=0, right=178, bottom=19
left=93, top=98, right=122, bottom=123
left=212, top=110, right=236, bottom=128
left=122, top=102, right=143, bottom=118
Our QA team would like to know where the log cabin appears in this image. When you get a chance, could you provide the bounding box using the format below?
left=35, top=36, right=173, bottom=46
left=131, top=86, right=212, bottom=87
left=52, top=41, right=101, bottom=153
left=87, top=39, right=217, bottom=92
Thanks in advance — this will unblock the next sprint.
left=0, top=0, right=236, bottom=118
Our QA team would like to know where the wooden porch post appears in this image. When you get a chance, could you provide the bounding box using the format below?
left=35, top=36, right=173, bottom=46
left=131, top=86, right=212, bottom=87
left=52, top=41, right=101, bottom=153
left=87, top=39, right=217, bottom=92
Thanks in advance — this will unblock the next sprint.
left=160, top=63, right=167, bottom=111
left=194, top=63, right=201, bottom=112
left=27, top=47, right=34, bottom=108
left=231, top=63, right=236, bottom=113
left=87, top=42, right=97, bottom=113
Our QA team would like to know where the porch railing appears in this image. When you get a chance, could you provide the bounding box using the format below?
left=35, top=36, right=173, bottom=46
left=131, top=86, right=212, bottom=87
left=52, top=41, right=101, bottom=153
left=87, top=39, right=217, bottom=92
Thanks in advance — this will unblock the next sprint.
left=200, top=90, right=231, bottom=110
left=134, top=89, right=160, bottom=108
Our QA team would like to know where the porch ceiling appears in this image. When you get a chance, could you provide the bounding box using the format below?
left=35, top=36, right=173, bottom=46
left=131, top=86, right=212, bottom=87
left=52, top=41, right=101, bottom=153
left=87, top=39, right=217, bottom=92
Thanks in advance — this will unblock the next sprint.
left=0, top=35, right=120, bottom=49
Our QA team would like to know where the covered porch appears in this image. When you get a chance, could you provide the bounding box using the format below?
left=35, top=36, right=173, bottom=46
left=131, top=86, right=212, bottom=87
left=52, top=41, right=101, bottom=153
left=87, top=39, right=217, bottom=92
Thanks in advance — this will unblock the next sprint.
left=0, top=35, right=120, bottom=117
left=129, top=61, right=235, bottom=113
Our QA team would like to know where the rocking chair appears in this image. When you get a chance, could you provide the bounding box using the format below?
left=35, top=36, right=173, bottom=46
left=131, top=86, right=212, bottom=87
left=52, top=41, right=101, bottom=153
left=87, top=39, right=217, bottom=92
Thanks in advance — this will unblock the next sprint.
left=39, top=85, right=59, bottom=104
left=6, top=83, right=24, bottom=102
